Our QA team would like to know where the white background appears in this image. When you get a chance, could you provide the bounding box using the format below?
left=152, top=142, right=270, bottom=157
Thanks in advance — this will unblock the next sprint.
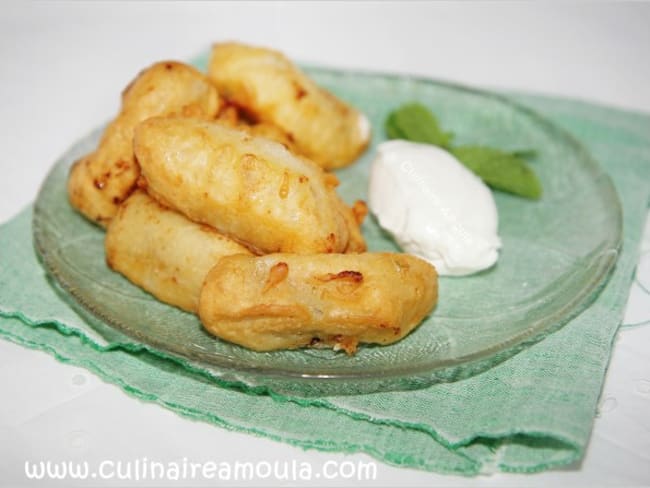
left=1, top=2, right=649, bottom=486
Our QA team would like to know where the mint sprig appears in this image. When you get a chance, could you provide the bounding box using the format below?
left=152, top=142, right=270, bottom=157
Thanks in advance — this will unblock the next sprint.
left=385, top=103, right=454, bottom=149
left=385, top=103, right=542, bottom=199
left=451, top=146, right=541, bottom=199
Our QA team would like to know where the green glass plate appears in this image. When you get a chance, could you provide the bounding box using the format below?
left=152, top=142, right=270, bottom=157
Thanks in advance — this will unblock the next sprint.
left=32, top=66, right=622, bottom=396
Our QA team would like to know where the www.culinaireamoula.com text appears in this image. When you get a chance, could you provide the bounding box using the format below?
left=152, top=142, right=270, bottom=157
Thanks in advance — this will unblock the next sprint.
left=24, top=457, right=378, bottom=482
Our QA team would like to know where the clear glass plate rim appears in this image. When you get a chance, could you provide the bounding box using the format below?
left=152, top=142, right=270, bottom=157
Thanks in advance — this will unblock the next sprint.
left=31, top=67, right=623, bottom=385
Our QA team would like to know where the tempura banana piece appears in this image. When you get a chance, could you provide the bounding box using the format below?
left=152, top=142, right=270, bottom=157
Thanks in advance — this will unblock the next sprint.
left=68, top=61, right=222, bottom=226
left=134, top=117, right=353, bottom=254
left=105, top=191, right=251, bottom=313
left=198, top=253, right=438, bottom=353
left=208, top=42, right=370, bottom=170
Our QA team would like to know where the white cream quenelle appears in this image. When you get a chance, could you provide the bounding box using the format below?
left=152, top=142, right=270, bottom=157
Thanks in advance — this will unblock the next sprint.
left=368, top=140, right=502, bottom=276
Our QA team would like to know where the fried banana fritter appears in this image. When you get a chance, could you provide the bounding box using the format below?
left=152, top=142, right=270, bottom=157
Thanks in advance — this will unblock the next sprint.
left=105, top=191, right=251, bottom=312
left=68, top=61, right=222, bottom=226
left=134, top=117, right=355, bottom=254
left=214, top=104, right=367, bottom=251
left=198, top=253, right=438, bottom=353
left=208, top=42, right=370, bottom=170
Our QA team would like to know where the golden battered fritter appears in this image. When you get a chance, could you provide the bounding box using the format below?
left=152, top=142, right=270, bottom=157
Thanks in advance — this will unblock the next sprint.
left=105, top=191, right=251, bottom=312
left=214, top=108, right=366, bottom=252
left=198, top=253, right=438, bottom=353
left=208, top=42, right=370, bottom=170
left=134, top=117, right=355, bottom=254
left=68, top=61, right=222, bottom=226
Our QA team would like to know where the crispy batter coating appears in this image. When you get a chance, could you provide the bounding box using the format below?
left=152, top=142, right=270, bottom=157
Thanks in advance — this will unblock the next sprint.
left=214, top=112, right=368, bottom=251
left=68, top=61, right=222, bottom=226
left=198, top=253, right=438, bottom=353
left=105, top=191, right=251, bottom=312
left=319, top=171, right=366, bottom=253
left=246, top=122, right=297, bottom=151
left=134, top=117, right=353, bottom=254
left=215, top=102, right=299, bottom=152
left=340, top=199, right=368, bottom=253
left=208, top=42, right=370, bottom=170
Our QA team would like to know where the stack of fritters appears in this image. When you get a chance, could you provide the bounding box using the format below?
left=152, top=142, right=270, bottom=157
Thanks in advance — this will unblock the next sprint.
left=69, top=42, right=438, bottom=354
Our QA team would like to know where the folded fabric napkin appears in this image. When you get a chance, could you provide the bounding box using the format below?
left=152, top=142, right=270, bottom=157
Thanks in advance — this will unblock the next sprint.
left=1, top=93, right=649, bottom=476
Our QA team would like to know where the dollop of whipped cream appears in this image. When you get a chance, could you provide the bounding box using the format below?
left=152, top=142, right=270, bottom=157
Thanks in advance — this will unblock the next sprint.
left=368, top=140, right=501, bottom=276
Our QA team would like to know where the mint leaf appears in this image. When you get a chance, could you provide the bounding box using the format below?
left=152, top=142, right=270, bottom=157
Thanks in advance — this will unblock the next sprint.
left=510, top=149, right=538, bottom=160
left=384, top=103, right=543, bottom=199
left=387, top=103, right=454, bottom=149
left=385, top=112, right=406, bottom=140
left=451, top=145, right=542, bottom=199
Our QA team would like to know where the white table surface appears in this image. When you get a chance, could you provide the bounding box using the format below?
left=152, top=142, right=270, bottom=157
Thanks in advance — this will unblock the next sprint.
left=1, top=2, right=649, bottom=487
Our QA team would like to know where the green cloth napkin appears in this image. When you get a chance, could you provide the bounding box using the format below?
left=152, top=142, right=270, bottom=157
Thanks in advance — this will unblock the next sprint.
left=1, top=93, right=649, bottom=476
